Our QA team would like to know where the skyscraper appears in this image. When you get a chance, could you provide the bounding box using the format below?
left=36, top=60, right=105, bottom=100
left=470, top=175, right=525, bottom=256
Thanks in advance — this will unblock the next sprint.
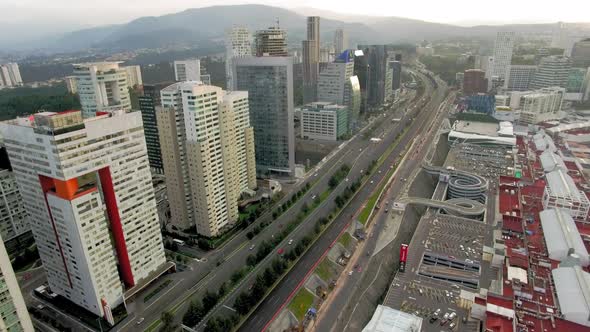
left=303, top=16, right=320, bottom=104
left=0, top=167, right=29, bottom=242
left=0, top=233, right=33, bottom=331
left=334, top=29, right=348, bottom=55
left=72, top=62, right=132, bottom=117
left=463, top=69, right=488, bottom=95
left=0, top=63, right=23, bottom=88
left=157, top=82, right=256, bottom=235
left=174, top=59, right=201, bottom=81
left=255, top=26, right=288, bottom=57
left=491, top=32, right=515, bottom=80
left=225, top=26, right=252, bottom=89
left=234, top=56, right=295, bottom=176
left=571, top=38, right=590, bottom=68
left=357, top=45, right=394, bottom=108
left=506, top=65, right=537, bottom=91
left=531, top=56, right=572, bottom=89
left=0, top=110, right=168, bottom=322
left=124, top=65, right=143, bottom=88
left=390, top=60, right=402, bottom=91
left=139, top=82, right=173, bottom=174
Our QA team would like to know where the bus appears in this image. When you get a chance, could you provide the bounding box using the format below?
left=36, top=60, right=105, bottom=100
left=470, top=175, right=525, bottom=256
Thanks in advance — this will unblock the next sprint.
left=173, top=239, right=185, bottom=246
left=399, top=244, right=409, bottom=272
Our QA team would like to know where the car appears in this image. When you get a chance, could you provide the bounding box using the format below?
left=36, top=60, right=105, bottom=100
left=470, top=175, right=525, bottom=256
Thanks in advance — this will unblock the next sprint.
left=249, top=244, right=255, bottom=250
left=278, top=248, right=284, bottom=255
left=370, top=180, right=374, bottom=184
left=443, top=313, right=450, bottom=320
left=440, top=318, right=448, bottom=326
left=288, top=239, right=294, bottom=245
left=429, top=316, right=438, bottom=323
left=449, top=312, right=457, bottom=320
left=434, top=309, right=441, bottom=317
left=345, top=178, right=349, bottom=182
left=311, top=194, right=317, bottom=200
left=137, top=318, right=145, bottom=325
left=348, top=271, right=353, bottom=276
left=449, top=322, right=456, bottom=329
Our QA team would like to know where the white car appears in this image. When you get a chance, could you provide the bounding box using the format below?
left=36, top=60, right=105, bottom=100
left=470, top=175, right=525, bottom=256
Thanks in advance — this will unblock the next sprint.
left=137, top=318, right=145, bottom=325
left=288, top=239, right=293, bottom=245
left=348, top=271, right=353, bottom=276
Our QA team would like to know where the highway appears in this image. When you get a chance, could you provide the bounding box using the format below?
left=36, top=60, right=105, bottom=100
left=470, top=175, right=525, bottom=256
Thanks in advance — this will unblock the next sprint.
left=238, top=70, right=449, bottom=332
left=312, top=75, right=453, bottom=332
left=114, top=75, right=418, bottom=331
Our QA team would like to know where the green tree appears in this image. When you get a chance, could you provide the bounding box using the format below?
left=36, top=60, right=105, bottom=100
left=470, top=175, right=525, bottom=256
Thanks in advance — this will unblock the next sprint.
left=234, top=292, right=252, bottom=315
left=262, top=267, right=276, bottom=286
left=159, top=311, right=176, bottom=332
left=246, top=254, right=257, bottom=267
left=217, top=282, right=228, bottom=297
left=183, top=300, right=205, bottom=326
left=202, top=290, right=218, bottom=311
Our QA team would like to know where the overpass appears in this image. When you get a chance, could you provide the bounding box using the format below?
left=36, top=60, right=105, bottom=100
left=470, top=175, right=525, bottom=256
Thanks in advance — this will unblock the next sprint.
left=396, top=196, right=485, bottom=217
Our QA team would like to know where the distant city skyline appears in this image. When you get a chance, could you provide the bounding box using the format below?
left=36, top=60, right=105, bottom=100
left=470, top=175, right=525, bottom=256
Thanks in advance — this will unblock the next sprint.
left=1, top=0, right=589, bottom=28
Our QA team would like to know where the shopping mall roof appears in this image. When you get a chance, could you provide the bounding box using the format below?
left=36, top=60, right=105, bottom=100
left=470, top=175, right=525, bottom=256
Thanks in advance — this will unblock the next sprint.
left=362, top=305, right=422, bottom=332
left=552, top=266, right=590, bottom=327
left=540, top=209, right=589, bottom=266
left=540, top=150, right=566, bottom=173
left=545, top=169, right=583, bottom=201
left=546, top=121, right=590, bottom=135
left=533, top=133, right=557, bottom=152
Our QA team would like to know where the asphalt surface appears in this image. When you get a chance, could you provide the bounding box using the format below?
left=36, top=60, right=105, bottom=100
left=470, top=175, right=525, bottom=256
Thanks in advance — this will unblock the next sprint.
left=238, top=70, right=448, bottom=332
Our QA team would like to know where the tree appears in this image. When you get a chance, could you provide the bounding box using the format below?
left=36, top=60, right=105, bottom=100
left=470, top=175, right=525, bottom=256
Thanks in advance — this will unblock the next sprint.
left=234, top=292, right=251, bottom=315
left=159, top=311, right=176, bottom=332
left=329, top=176, right=339, bottom=189
left=246, top=231, right=254, bottom=240
left=203, top=290, right=219, bottom=311
left=203, top=317, right=222, bottom=332
left=246, top=254, right=257, bottom=267
left=218, top=282, right=228, bottom=297
left=271, top=259, right=286, bottom=275
left=231, top=269, right=245, bottom=284
left=183, top=300, right=205, bottom=326
left=251, top=275, right=267, bottom=299
left=263, top=267, right=276, bottom=286
left=302, top=202, right=309, bottom=214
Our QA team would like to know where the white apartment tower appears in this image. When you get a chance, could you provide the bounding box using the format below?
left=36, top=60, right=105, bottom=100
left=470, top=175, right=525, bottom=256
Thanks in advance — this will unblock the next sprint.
left=157, top=82, right=256, bottom=236
left=0, top=63, right=23, bottom=89
left=491, top=32, right=515, bottom=80
left=530, top=56, right=572, bottom=89
left=174, top=59, right=201, bottom=82
left=518, top=87, right=565, bottom=124
left=225, top=26, right=252, bottom=89
left=73, top=62, right=132, bottom=117
left=0, top=110, right=168, bottom=322
left=334, top=29, right=348, bottom=55
left=0, top=233, right=33, bottom=331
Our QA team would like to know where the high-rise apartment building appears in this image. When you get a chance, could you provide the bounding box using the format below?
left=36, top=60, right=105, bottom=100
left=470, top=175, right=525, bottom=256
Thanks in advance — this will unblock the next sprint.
left=491, top=32, right=515, bottom=80
left=0, top=110, right=168, bottom=322
left=73, top=62, right=132, bottom=117
left=225, top=26, right=252, bottom=89
left=233, top=56, right=295, bottom=176
left=174, top=59, right=201, bottom=81
left=0, top=233, right=33, bottom=331
left=0, top=168, right=29, bottom=242
left=530, top=56, right=572, bottom=89
left=518, top=87, right=565, bottom=124
left=463, top=69, right=488, bottom=95
left=506, top=65, right=537, bottom=91
left=0, top=63, right=23, bottom=89
left=255, top=26, right=288, bottom=57
left=124, top=65, right=143, bottom=88
left=334, top=29, right=348, bottom=55
left=303, top=16, right=320, bottom=104
left=139, top=83, right=173, bottom=174
left=571, top=38, right=590, bottom=68
left=157, top=82, right=256, bottom=235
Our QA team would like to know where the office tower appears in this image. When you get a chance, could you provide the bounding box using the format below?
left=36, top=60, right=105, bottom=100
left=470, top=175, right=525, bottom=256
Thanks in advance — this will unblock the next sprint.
left=506, top=65, right=537, bottom=91
left=157, top=82, right=256, bottom=235
left=174, top=59, right=201, bottom=81
left=390, top=60, right=402, bottom=91
left=518, top=87, right=565, bottom=124
left=0, top=110, right=168, bottom=322
left=566, top=68, right=587, bottom=101
left=551, top=22, right=575, bottom=55
left=234, top=56, right=295, bottom=176
left=0, top=233, right=33, bottom=331
left=334, top=29, right=347, bottom=55
left=317, top=50, right=360, bottom=130
left=530, top=56, right=572, bottom=89
left=463, top=69, right=488, bottom=95
left=571, top=38, right=590, bottom=68
left=357, top=45, right=394, bottom=108
left=139, top=83, right=173, bottom=174
left=124, top=65, right=143, bottom=88
left=303, top=16, right=320, bottom=104
left=73, top=62, right=132, bottom=117
left=255, top=26, right=288, bottom=57
left=64, top=76, right=78, bottom=94
left=301, top=102, right=349, bottom=141
left=491, top=32, right=515, bottom=80
left=225, top=26, right=252, bottom=89
left=0, top=63, right=23, bottom=88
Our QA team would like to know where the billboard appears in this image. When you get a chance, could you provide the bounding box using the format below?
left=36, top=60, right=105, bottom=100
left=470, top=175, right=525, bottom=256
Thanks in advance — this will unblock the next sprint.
left=399, top=244, right=409, bottom=272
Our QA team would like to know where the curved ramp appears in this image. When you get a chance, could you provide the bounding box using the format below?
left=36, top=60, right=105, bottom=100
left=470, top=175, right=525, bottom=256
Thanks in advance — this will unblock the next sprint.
left=422, top=164, right=488, bottom=203
left=397, top=196, right=485, bottom=217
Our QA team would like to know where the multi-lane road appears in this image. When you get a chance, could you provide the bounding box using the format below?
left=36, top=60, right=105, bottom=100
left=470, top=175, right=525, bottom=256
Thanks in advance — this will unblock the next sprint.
left=237, top=71, right=448, bottom=332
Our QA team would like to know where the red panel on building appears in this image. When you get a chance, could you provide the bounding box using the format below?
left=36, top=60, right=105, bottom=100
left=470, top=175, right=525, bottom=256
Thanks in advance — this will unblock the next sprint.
left=98, top=167, right=135, bottom=287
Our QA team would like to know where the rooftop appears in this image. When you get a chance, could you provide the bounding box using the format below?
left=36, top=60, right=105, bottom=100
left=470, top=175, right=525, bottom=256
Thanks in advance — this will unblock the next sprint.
left=362, top=305, right=422, bottom=332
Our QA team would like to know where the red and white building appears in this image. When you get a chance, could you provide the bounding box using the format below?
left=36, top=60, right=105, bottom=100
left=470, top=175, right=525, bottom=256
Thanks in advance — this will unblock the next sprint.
left=0, top=110, right=167, bottom=321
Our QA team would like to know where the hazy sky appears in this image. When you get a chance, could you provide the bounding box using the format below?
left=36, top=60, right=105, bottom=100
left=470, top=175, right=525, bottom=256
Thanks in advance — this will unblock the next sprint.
left=2, top=0, right=590, bottom=26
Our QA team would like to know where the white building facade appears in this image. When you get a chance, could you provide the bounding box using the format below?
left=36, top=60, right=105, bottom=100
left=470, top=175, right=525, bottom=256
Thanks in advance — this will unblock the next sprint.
left=124, top=65, right=143, bottom=88
left=531, top=56, right=572, bottom=89
left=225, top=26, right=252, bottom=90
left=518, top=87, right=564, bottom=124
left=73, top=62, right=132, bottom=117
left=542, top=169, right=590, bottom=220
left=334, top=29, right=348, bottom=55
left=174, top=59, right=201, bottom=82
left=0, top=63, right=23, bottom=89
left=0, top=169, right=29, bottom=241
left=491, top=32, right=515, bottom=80
left=0, top=111, right=167, bottom=321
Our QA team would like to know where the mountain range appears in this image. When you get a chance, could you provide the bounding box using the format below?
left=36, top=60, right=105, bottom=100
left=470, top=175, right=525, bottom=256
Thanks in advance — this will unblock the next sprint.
left=2, top=4, right=586, bottom=53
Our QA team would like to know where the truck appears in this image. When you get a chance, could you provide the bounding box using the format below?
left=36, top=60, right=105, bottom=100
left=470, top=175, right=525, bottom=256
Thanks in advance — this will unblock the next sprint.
left=399, top=244, right=409, bottom=272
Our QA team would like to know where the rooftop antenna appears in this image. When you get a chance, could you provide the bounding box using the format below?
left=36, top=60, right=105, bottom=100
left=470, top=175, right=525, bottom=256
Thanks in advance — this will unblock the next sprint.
left=276, top=17, right=280, bottom=28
